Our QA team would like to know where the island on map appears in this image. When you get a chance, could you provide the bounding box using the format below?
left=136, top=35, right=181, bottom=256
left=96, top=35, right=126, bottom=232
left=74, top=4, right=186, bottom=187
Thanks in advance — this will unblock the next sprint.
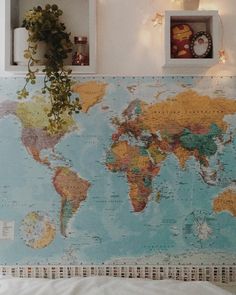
left=72, top=80, right=107, bottom=113
left=213, top=189, right=236, bottom=217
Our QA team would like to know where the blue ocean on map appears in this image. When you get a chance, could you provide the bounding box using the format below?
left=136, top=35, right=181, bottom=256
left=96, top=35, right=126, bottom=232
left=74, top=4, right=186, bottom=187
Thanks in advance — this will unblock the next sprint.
left=0, top=76, right=235, bottom=265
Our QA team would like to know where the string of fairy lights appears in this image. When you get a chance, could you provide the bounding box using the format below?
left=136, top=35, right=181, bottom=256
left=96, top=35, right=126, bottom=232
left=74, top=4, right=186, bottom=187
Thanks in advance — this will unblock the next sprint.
left=151, top=1, right=227, bottom=64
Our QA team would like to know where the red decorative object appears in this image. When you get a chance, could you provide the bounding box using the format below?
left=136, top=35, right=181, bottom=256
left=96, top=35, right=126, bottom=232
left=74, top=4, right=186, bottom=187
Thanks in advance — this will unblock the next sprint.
left=171, top=24, right=193, bottom=58
left=72, top=36, right=89, bottom=66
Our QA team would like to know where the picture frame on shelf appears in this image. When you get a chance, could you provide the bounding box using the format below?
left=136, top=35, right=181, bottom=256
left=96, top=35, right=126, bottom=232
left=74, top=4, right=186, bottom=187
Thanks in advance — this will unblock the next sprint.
left=190, top=31, right=212, bottom=58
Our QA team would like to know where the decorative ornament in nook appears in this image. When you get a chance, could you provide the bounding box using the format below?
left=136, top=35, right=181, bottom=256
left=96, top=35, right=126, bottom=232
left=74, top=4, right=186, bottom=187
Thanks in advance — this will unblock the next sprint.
left=171, top=24, right=193, bottom=58
left=72, top=36, right=89, bottom=66
left=190, top=31, right=212, bottom=58
left=13, top=27, right=28, bottom=66
left=14, top=27, right=46, bottom=66
left=182, top=0, right=200, bottom=10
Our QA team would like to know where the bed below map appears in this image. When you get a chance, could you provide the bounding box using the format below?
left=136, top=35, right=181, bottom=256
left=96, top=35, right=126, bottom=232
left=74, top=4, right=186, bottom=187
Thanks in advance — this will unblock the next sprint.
left=0, top=265, right=235, bottom=294
left=0, top=276, right=234, bottom=295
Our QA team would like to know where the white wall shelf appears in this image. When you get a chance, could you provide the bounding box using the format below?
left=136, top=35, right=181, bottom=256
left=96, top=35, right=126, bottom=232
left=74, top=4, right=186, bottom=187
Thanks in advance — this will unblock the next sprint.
left=4, top=0, right=96, bottom=74
left=164, top=10, right=219, bottom=68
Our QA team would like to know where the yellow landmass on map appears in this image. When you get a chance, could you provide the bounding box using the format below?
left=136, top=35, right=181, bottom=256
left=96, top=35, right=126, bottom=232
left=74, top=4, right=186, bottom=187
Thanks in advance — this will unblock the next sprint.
left=72, top=81, right=107, bottom=113
left=213, top=189, right=236, bottom=217
left=107, top=141, right=161, bottom=212
left=31, top=221, right=56, bottom=249
left=110, top=141, right=153, bottom=171
left=16, top=95, right=50, bottom=129
left=173, top=146, right=194, bottom=169
left=111, top=140, right=131, bottom=162
left=16, top=95, right=76, bottom=133
left=22, top=211, right=56, bottom=249
left=53, top=166, right=91, bottom=236
left=137, top=90, right=236, bottom=135
left=147, top=143, right=167, bottom=165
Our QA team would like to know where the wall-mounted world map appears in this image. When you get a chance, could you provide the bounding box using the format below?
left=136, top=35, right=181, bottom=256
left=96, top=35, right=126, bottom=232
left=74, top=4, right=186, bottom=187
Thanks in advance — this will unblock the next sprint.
left=0, top=76, right=235, bottom=265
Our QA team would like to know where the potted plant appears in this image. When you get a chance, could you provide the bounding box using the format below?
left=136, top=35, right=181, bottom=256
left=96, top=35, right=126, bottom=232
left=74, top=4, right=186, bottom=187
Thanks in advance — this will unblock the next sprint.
left=17, top=4, right=81, bottom=133
left=183, top=0, right=200, bottom=10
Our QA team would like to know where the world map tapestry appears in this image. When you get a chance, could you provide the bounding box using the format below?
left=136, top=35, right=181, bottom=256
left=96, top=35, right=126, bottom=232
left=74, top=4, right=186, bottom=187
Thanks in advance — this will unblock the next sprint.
left=0, top=76, right=235, bottom=265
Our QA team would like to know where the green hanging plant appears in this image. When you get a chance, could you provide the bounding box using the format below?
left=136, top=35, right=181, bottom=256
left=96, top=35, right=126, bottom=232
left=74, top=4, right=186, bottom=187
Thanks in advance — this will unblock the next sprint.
left=17, top=4, right=81, bottom=133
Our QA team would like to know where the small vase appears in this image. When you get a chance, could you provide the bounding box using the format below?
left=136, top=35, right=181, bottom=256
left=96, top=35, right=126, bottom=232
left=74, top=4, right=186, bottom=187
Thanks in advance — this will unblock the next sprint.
left=14, top=27, right=47, bottom=65
left=183, top=0, right=200, bottom=10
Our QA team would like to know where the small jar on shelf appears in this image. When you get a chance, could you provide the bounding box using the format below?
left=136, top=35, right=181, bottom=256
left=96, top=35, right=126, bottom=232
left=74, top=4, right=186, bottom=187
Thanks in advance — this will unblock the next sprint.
left=72, top=36, right=89, bottom=66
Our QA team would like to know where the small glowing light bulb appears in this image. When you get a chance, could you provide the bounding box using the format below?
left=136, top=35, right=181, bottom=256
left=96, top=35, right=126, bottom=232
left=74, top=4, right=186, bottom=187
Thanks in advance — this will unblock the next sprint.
left=219, top=50, right=226, bottom=64
left=152, top=13, right=164, bottom=27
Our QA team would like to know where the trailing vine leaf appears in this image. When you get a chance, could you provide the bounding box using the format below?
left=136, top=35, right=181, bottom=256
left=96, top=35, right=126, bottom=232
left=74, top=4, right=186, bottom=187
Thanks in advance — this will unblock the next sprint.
left=17, top=4, right=81, bottom=133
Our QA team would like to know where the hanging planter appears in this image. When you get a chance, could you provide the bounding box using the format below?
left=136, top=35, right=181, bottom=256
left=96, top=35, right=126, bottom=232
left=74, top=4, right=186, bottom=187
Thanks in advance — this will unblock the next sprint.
left=17, top=4, right=81, bottom=133
left=183, top=0, right=200, bottom=10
